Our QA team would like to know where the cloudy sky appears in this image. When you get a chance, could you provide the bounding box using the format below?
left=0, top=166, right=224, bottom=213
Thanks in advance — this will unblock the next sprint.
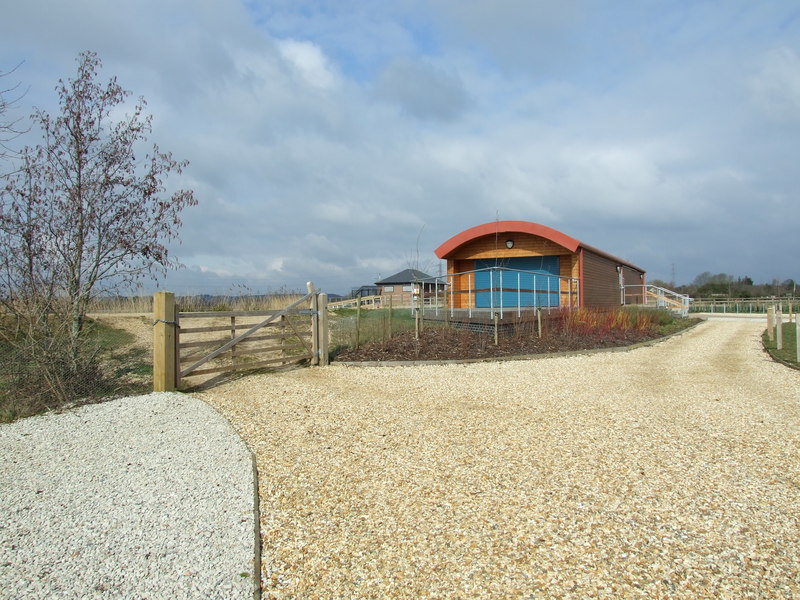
left=1, top=1, right=798, bottom=295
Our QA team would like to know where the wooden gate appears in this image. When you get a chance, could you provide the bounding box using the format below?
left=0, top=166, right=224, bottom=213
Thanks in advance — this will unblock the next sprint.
left=153, top=283, right=329, bottom=391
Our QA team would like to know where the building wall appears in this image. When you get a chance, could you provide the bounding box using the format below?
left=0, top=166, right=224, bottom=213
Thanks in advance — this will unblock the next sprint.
left=379, top=286, right=414, bottom=307
left=622, top=265, right=645, bottom=305
left=581, top=250, right=620, bottom=307
left=379, top=283, right=439, bottom=308
left=448, top=234, right=570, bottom=260
left=579, top=250, right=650, bottom=308
left=439, top=227, right=645, bottom=310
left=444, top=234, right=578, bottom=309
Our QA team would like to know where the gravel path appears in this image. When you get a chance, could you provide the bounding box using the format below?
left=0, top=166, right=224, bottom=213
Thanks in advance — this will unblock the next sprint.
left=0, top=392, right=258, bottom=600
left=200, top=318, right=800, bottom=599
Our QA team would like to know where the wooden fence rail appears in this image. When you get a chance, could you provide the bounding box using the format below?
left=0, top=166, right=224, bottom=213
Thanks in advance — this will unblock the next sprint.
left=154, top=283, right=329, bottom=392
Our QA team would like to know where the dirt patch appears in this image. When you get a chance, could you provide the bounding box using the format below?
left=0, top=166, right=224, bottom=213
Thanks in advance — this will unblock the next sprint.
left=335, top=325, right=663, bottom=362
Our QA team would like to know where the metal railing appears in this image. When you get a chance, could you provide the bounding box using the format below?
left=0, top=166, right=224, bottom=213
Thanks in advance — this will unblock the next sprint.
left=416, top=268, right=580, bottom=319
left=623, top=285, right=692, bottom=316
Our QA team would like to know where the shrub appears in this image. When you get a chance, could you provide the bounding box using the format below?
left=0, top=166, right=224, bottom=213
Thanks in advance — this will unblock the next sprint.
left=0, top=319, right=147, bottom=423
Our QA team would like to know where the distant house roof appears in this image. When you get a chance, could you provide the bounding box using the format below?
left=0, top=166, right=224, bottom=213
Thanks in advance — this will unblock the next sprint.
left=351, top=285, right=379, bottom=297
left=375, top=269, right=434, bottom=286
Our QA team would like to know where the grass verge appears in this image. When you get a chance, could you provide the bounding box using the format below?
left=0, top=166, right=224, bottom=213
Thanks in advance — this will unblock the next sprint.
left=762, top=322, right=799, bottom=369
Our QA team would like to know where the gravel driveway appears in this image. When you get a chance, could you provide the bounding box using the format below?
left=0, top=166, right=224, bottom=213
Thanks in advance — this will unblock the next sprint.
left=200, top=318, right=800, bottom=599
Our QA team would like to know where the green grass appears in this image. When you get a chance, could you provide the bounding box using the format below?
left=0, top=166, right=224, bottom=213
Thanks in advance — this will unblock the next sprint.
left=85, top=319, right=136, bottom=349
left=329, top=307, right=419, bottom=356
left=762, top=322, right=799, bottom=368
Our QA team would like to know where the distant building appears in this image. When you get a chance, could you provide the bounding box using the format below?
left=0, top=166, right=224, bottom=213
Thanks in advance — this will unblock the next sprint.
left=351, top=285, right=379, bottom=298
left=375, top=269, right=439, bottom=307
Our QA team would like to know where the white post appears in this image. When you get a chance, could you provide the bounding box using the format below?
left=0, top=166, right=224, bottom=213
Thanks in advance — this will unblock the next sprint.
left=777, top=309, right=783, bottom=351
left=449, top=273, right=454, bottom=318
left=768, top=306, right=775, bottom=342
left=796, top=318, right=799, bottom=364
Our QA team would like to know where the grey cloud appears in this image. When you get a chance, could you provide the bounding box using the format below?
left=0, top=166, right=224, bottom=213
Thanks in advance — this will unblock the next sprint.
left=749, top=46, right=800, bottom=124
left=425, top=0, right=584, bottom=74
left=2, top=0, right=799, bottom=293
left=373, top=58, right=469, bottom=120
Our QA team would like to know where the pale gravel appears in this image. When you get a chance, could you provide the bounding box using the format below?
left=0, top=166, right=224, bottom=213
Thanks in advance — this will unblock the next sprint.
left=199, top=318, right=800, bottom=599
left=0, top=392, right=257, bottom=600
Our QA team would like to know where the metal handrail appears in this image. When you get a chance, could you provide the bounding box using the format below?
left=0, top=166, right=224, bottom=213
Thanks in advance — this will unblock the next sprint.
left=414, top=268, right=580, bottom=317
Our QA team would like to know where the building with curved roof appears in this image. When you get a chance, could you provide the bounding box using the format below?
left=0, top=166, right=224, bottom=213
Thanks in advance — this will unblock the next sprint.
left=434, top=220, right=646, bottom=309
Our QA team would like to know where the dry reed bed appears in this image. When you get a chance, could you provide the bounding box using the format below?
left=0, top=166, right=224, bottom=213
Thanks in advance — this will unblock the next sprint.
left=201, top=319, right=800, bottom=599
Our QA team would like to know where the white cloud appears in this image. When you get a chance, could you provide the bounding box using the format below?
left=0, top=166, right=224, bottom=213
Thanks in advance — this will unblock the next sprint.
left=277, top=39, right=339, bottom=89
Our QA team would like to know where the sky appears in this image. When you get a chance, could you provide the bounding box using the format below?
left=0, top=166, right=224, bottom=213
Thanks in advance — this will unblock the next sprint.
left=1, top=0, right=799, bottom=295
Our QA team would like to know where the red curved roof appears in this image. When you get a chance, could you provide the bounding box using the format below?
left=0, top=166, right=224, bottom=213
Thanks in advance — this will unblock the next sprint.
left=434, top=220, right=581, bottom=259
left=435, top=220, right=644, bottom=272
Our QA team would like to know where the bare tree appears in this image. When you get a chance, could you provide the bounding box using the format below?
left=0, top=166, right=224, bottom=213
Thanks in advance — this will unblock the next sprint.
left=1, top=51, right=197, bottom=382
left=0, top=63, right=27, bottom=162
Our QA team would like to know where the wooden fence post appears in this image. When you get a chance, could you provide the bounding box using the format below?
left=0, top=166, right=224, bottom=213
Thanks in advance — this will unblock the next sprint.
left=319, top=293, right=329, bottom=366
left=388, top=295, right=393, bottom=339
left=776, top=309, right=783, bottom=350
left=310, top=291, right=320, bottom=366
left=230, top=316, right=237, bottom=366
left=153, top=291, right=177, bottom=392
left=796, top=318, right=799, bottom=364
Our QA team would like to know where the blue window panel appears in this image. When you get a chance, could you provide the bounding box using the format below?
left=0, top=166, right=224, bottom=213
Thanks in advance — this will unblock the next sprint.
left=474, top=257, right=561, bottom=308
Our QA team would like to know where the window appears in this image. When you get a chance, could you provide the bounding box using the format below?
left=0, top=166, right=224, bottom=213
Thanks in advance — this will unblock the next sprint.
left=403, top=285, right=413, bottom=292
left=383, top=286, right=394, bottom=292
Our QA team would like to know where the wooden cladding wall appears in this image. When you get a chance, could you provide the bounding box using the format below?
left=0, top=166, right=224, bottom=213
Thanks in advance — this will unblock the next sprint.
left=581, top=250, right=621, bottom=308
left=448, top=260, right=473, bottom=309
left=448, top=234, right=570, bottom=261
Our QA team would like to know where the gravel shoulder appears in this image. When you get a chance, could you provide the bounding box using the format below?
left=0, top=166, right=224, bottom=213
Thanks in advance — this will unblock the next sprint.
left=0, top=392, right=258, bottom=600
left=200, top=319, right=800, bottom=599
